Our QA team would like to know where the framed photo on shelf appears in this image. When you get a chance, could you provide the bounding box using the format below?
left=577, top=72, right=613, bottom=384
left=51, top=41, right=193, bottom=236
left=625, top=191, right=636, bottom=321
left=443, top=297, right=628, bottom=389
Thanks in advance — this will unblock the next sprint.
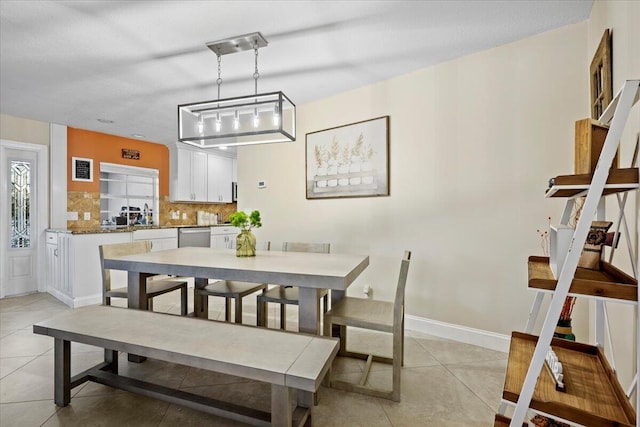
left=71, top=157, right=93, bottom=182
left=305, top=116, right=389, bottom=199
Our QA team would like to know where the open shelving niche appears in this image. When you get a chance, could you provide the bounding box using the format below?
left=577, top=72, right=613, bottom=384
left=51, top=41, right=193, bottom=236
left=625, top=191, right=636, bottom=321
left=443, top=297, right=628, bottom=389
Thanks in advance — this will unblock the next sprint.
left=497, top=80, right=640, bottom=427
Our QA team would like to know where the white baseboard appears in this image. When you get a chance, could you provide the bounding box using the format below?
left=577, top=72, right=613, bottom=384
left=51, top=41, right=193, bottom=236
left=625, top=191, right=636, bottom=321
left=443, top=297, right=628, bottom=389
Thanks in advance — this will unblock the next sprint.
left=46, top=288, right=74, bottom=308
left=47, top=289, right=102, bottom=308
left=71, top=294, right=102, bottom=308
left=405, top=314, right=510, bottom=353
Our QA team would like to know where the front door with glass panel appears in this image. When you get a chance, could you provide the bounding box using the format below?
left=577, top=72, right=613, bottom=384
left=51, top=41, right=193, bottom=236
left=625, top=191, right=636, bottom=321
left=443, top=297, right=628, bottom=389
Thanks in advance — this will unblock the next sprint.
left=2, top=149, right=38, bottom=296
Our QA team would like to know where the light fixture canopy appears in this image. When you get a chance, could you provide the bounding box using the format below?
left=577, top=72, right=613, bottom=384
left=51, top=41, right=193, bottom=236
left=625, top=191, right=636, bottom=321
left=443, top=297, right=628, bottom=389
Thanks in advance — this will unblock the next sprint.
left=178, top=32, right=296, bottom=148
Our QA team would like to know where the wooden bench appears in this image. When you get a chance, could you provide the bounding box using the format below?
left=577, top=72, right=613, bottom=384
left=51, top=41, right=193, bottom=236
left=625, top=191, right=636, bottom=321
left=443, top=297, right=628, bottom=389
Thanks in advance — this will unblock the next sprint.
left=33, top=306, right=338, bottom=427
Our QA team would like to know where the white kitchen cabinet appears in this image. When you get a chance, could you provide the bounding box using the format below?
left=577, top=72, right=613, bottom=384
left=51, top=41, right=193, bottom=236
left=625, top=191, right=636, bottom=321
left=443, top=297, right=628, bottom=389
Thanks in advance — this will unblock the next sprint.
left=45, top=231, right=71, bottom=305
left=169, top=143, right=236, bottom=203
left=170, top=146, right=208, bottom=202
left=45, top=228, right=191, bottom=308
left=210, top=226, right=238, bottom=249
left=207, top=153, right=233, bottom=203
left=45, top=230, right=131, bottom=307
left=132, top=228, right=178, bottom=251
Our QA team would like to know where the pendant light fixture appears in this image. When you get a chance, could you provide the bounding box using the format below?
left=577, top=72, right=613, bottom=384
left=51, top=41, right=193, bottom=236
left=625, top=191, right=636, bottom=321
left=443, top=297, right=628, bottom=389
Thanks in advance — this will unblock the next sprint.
left=178, top=32, right=296, bottom=148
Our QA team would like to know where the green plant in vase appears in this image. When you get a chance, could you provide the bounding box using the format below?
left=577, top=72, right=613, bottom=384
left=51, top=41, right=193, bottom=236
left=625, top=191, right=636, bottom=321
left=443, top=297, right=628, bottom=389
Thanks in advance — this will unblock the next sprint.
left=229, top=210, right=262, bottom=257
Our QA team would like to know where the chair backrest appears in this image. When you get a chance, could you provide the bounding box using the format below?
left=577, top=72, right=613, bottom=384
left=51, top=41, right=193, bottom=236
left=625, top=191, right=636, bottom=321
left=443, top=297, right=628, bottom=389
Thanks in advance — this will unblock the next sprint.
left=99, top=241, right=152, bottom=293
left=227, top=240, right=271, bottom=250
left=393, top=251, right=412, bottom=325
left=282, top=241, right=330, bottom=254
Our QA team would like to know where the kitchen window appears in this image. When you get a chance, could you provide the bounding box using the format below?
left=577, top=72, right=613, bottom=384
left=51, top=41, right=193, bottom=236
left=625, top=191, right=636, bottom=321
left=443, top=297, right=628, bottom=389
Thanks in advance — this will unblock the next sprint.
left=99, top=163, right=159, bottom=227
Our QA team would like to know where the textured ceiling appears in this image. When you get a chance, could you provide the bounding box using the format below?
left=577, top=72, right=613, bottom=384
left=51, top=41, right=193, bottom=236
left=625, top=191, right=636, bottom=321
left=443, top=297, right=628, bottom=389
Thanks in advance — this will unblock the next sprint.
left=0, top=0, right=592, bottom=145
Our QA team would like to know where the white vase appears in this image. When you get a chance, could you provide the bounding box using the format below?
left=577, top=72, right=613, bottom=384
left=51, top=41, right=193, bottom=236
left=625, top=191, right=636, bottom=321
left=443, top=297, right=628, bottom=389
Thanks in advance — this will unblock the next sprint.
left=316, top=164, right=328, bottom=188
left=349, top=159, right=361, bottom=185
left=361, top=161, right=374, bottom=185
left=338, top=163, right=350, bottom=186
left=327, top=161, right=338, bottom=187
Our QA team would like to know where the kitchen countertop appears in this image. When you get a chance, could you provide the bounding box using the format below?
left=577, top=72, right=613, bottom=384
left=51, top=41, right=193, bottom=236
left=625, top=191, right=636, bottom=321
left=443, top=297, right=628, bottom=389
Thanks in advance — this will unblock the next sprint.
left=46, top=224, right=234, bottom=235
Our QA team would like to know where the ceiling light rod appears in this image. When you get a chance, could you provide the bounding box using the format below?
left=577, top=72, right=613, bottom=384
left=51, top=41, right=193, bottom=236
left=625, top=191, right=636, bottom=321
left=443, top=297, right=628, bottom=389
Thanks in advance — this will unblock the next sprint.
left=178, top=32, right=296, bottom=149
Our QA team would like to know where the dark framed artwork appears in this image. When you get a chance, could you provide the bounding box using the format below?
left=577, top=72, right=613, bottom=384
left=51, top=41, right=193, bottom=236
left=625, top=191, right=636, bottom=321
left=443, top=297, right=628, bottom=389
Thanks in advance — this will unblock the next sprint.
left=306, top=116, right=389, bottom=199
left=71, top=156, right=93, bottom=182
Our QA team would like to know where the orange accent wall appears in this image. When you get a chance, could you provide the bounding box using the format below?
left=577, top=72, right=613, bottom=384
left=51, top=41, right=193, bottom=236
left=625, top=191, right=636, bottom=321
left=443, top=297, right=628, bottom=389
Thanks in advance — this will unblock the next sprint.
left=67, top=128, right=170, bottom=195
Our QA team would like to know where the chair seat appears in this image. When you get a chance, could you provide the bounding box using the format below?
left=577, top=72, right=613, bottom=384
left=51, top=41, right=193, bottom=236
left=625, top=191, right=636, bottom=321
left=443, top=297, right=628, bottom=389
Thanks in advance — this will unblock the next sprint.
left=260, top=286, right=328, bottom=305
left=328, top=297, right=394, bottom=333
left=109, top=278, right=188, bottom=299
left=199, top=281, right=267, bottom=298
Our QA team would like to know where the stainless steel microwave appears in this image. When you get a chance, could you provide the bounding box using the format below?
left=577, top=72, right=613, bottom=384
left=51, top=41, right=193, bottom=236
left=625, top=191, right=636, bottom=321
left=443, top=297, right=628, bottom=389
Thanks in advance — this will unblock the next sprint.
left=232, top=182, right=237, bottom=202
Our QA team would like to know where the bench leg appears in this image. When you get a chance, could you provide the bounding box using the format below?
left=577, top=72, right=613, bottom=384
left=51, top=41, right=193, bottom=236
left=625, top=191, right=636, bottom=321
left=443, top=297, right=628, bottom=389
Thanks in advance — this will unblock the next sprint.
left=271, top=384, right=293, bottom=427
left=54, top=338, right=71, bottom=407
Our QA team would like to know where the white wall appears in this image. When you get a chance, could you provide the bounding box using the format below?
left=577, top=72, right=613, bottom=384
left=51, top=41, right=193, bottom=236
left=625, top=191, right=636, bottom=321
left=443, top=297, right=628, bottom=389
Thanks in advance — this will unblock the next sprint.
left=0, top=114, right=49, bottom=146
left=239, top=21, right=590, bottom=341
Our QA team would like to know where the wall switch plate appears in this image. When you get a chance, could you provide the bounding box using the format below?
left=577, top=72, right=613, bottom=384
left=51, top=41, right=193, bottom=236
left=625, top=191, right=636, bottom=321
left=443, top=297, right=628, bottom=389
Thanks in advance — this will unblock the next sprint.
left=258, top=180, right=266, bottom=189
left=182, top=212, right=187, bottom=220
left=83, top=212, right=90, bottom=220
left=67, top=211, right=78, bottom=221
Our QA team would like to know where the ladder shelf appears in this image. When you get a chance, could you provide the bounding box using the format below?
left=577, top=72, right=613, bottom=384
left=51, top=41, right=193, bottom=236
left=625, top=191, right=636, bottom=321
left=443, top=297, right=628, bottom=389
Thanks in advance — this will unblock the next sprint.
left=503, top=80, right=640, bottom=427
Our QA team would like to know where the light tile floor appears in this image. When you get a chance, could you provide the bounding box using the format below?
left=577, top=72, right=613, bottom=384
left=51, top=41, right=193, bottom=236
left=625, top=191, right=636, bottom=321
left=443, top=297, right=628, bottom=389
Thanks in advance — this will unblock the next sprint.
left=0, top=291, right=508, bottom=426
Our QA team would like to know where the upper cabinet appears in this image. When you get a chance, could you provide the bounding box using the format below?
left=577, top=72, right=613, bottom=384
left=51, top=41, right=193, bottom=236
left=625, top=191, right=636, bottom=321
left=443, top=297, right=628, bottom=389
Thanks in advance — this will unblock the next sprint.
left=207, top=154, right=233, bottom=203
left=169, top=143, right=235, bottom=203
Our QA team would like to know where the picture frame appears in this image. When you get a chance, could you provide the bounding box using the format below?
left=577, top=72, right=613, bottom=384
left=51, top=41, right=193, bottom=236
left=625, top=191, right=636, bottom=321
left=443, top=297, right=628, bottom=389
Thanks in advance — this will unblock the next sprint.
left=590, top=29, right=612, bottom=119
left=306, top=116, right=389, bottom=199
left=71, top=156, right=93, bottom=182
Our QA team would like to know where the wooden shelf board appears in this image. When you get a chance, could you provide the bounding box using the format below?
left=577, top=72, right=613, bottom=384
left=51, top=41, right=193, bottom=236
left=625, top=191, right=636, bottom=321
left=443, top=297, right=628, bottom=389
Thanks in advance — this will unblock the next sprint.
left=545, top=168, right=639, bottom=198
left=494, top=414, right=526, bottom=427
left=528, top=256, right=637, bottom=302
left=503, top=332, right=636, bottom=427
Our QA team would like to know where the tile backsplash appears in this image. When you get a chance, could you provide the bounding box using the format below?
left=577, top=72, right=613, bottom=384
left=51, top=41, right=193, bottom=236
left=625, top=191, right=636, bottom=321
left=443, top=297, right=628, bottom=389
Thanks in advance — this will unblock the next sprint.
left=160, top=196, right=237, bottom=226
left=67, top=191, right=237, bottom=230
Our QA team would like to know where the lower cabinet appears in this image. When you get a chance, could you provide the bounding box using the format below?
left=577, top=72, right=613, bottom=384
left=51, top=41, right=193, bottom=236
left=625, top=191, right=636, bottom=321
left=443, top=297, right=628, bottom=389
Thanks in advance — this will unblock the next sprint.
left=46, top=230, right=132, bottom=308
left=46, top=227, right=238, bottom=308
left=210, top=226, right=238, bottom=249
left=132, top=228, right=178, bottom=251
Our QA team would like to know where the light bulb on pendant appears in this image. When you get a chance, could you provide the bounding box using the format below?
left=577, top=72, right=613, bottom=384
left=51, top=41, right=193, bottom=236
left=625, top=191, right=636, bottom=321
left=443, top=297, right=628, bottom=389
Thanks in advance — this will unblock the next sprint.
left=215, top=113, right=221, bottom=132
left=197, top=115, right=204, bottom=134
left=233, top=111, right=240, bottom=130
left=253, top=109, right=260, bottom=128
left=272, top=104, right=280, bottom=127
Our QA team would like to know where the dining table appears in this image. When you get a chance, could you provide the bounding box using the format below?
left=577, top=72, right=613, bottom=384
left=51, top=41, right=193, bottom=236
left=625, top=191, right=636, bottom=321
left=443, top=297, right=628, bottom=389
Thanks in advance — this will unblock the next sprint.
left=102, top=246, right=370, bottom=335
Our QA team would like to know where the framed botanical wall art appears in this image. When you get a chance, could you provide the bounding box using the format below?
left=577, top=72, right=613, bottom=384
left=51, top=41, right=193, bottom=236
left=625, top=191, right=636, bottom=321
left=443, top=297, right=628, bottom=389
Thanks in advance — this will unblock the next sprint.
left=306, top=116, right=389, bottom=199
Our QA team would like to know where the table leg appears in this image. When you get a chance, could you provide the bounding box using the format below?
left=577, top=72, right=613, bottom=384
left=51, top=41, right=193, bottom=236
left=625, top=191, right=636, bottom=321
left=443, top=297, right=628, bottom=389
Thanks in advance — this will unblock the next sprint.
left=128, top=272, right=150, bottom=362
left=271, top=384, right=293, bottom=426
left=298, top=287, right=320, bottom=335
left=127, top=272, right=149, bottom=311
left=104, top=349, right=118, bottom=374
left=54, top=338, right=71, bottom=407
left=331, top=289, right=346, bottom=339
left=194, top=278, right=208, bottom=318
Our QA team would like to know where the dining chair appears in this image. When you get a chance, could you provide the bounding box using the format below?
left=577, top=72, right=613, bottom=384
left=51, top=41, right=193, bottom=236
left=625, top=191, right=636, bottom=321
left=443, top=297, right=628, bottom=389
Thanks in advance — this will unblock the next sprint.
left=98, top=241, right=188, bottom=315
left=256, top=242, right=330, bottom=330
left=323, top=250, right=411, bottom=402
left=196, top=241, right=271, bottom=323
